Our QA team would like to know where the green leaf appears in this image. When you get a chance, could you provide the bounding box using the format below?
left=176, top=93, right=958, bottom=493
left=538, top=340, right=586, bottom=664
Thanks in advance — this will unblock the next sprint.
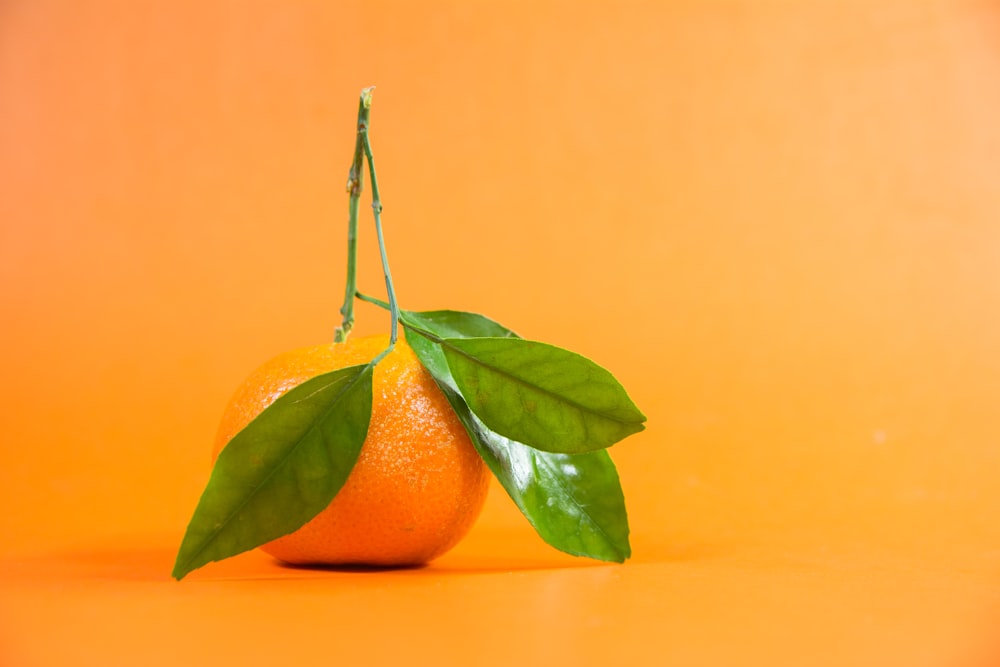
left=172, top=363, right=374, bottom=580
left=444, top=383, right=631, bottom=562
left=398, top=309, right=514, bottom=383
left=401, top=309, right=519, bottom=341
left=440, top=337, right=646, bottom=454
left=398, top=309, right=511, bottom=399
left=403, top=312, right=631, bottom=562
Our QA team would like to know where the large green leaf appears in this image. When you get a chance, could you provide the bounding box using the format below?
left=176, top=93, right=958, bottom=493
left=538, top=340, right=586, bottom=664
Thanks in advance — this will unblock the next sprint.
left=403, top=310, right=631, bottom=562
left=440, top=337, right=645, bottom=454
left=442, top=383, right=631, bottom=562
left=172, top=363, right=373, bottom=580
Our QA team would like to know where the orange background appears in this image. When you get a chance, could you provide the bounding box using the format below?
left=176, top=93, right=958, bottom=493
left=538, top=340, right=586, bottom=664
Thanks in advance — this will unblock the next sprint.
left=3, top=1, right=1000, bottom=665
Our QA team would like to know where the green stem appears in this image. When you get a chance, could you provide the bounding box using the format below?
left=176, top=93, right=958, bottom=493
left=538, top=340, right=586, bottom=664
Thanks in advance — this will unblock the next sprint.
left=356, top=291, right=445, bottom=346
left=360, top=99, right=401, bottom=346
left=355, top=290, right=390, bottom=310
left=334, top=89, right=373, bottom=343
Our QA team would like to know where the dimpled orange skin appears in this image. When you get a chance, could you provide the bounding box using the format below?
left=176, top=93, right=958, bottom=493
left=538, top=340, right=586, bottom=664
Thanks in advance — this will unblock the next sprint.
left=212, top=334, right=490, bottom=567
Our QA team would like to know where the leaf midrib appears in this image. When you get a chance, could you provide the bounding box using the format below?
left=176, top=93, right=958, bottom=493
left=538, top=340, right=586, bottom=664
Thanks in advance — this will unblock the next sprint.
left=441, top=338, right=643, bottom=426
left=174, top=365, right=369, bottom=577
left=414, top=335, right=629, bottom=562
left=437, top=366, right=627, bottom=561
left=533, top=452, right=628, bottom=561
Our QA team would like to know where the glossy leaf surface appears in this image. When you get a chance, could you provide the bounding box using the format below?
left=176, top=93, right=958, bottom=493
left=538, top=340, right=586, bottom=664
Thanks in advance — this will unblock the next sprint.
left=443, top=383, right=631, bottom=561
left=172, top=363, right=373, bottom=580
left=403, top=310, right=631, bottom=562
left=401, top=309, right=518, bottom=341
left=441, top=337, right=646, bottom=453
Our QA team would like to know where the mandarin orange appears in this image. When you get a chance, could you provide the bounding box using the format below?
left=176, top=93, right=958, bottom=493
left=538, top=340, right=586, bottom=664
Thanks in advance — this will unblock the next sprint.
left=212, top=334, right=490, bottom=566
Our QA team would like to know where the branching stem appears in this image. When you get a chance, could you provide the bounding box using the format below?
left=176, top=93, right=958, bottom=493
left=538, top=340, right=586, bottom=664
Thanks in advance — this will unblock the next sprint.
left=334, top=87, right=401, bottom=354
left=333, top=91, right=371, bottom=342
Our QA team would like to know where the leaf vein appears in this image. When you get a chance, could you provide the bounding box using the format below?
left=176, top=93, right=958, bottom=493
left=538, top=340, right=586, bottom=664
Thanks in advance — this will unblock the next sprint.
left=442, top=340, right=642, bottom=425
left=176, top=364, right=371, bottom=576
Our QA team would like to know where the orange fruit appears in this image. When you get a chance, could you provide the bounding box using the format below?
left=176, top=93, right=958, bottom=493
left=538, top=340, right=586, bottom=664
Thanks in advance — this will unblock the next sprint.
left=212, top=334, right=490, bottom=566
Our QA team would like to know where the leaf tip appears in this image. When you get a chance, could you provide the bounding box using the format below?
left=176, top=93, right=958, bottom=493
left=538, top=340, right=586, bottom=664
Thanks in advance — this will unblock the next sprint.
left=171, top=548, right=197, bottom=581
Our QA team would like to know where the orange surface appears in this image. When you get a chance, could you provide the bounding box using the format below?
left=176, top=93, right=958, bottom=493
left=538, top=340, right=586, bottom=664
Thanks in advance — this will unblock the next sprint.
left=211, top=335, right=490, bottom=566
left=2, top=1, right=1000, bottom=665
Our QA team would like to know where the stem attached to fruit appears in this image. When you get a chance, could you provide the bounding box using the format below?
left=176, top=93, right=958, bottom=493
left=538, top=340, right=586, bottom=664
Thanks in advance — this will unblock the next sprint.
left=334, top=90, right=372, bottom=343
left=359, top=93, right=401, bottom=348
